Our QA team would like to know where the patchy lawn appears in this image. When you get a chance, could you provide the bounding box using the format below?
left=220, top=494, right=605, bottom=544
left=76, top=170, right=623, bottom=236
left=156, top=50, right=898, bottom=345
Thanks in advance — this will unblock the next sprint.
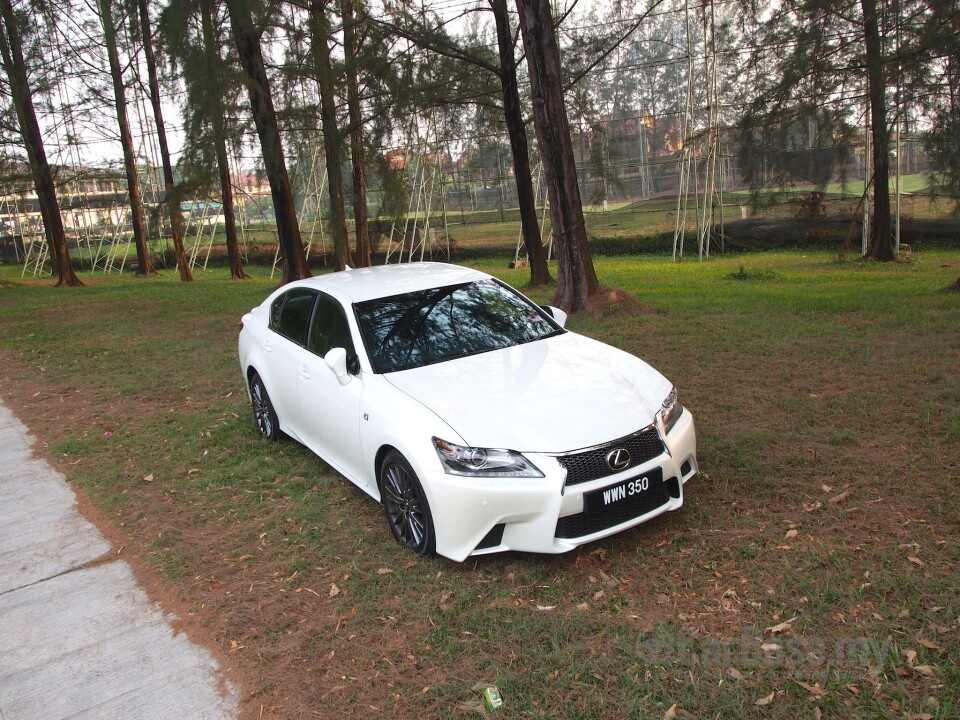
left=0, top=251, right=957, bottom=719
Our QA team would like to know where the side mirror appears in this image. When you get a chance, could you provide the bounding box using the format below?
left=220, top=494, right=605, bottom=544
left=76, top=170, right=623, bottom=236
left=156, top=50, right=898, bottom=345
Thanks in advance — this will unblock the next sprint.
left=324, top=347, right=351, bottom=386
left=543, top=305, right=568, bottom=328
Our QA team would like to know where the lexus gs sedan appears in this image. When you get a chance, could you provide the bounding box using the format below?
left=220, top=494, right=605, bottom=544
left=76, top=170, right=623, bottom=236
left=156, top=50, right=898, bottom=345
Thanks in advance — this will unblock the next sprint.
left=238, top=262, right=697, bottom=561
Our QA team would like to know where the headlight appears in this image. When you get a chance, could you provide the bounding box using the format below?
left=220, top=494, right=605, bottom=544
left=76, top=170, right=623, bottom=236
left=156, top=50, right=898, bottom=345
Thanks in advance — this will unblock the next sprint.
left=659, top=388, right=684, bottom=434
left=433, top=438, right=543, bottom=478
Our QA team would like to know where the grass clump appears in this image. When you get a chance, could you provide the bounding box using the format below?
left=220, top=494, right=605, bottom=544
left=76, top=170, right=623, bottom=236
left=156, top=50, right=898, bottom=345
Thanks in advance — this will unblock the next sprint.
left=726, top=263, right=782, bottom=281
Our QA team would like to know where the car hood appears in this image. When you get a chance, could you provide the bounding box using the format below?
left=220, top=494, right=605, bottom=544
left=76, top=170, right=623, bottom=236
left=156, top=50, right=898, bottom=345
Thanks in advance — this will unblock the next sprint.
left=384, top=332, right=673, bottom=453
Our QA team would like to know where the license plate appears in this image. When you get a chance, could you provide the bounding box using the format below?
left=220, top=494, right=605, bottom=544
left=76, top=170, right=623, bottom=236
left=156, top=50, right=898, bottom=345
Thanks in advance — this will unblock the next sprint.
left=585, top=468, right=663, bottom=514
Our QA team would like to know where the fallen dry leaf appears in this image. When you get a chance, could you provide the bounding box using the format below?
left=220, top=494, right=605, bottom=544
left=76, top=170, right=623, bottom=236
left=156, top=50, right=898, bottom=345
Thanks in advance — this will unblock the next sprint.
left=918, top=639, right=942, bottom=651
left=599, top=570, right=620, bottom=587
left=664, top=703, right=678, bottom=720
left=828, top=490, right=850, bottom=505
left=142, top=474, right=154, bottom=482
left=760, top=642, right=782, bottom=653
left=903, top=649, right=918, bottom=666
left=912, top=665, right=935, bottom=677
left=755, top=691, right=775, bottom=706
left=329, top=583, right=340, bottom=597
left=907, top=556, right=925, bottom=567
left=795, top=680, right=828, bottom=697
left=376, top=567, right=393, bottom=575
left=785, top=529, right=799, bottom=540
left=726, top=667, right=743, bottom=680
left=766, top=616, right=798, bottom=634
left=593, top=590, right=606, bottom=601
left=821, top=484, right=833, bottom=492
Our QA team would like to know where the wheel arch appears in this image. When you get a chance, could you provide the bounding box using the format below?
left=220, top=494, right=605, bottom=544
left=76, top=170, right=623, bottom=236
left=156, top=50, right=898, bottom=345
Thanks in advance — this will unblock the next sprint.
left=373, top=443, right=400, bottom=498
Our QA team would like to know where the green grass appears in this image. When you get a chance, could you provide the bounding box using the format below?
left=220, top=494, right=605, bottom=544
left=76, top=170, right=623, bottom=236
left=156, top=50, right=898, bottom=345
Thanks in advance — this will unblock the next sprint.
left=1, top=251, right=958, bottom=719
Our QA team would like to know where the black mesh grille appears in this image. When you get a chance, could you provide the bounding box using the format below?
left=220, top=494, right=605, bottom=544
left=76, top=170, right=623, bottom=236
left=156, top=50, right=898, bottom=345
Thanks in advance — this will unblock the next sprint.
left=555, top=478, right=671, bottom=539
left=555, top=427, right=665, bottom=486
left=475, top=523, right=505, bottom=550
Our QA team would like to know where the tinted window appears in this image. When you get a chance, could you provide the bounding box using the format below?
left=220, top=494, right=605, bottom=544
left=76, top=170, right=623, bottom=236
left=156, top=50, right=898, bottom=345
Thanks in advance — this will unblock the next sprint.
left=307, top=293, right=356, bottom=360
left=269, top=289, right=316, bottom=345
left=355, top=279, right=562, bottom=373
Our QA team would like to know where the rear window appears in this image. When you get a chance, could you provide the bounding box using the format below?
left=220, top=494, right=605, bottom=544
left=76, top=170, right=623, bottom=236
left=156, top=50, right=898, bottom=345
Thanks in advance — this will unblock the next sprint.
left=269, top=289, right=316, bottom=345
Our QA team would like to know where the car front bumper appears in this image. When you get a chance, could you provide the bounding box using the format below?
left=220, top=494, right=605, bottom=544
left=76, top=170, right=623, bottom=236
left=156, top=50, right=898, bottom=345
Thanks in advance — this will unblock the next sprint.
left=422, top=410, right=697, bottom=562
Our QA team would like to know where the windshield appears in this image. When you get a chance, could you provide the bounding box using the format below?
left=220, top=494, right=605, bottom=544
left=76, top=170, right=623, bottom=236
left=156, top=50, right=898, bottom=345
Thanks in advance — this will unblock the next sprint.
left=354, top=279, right=563, bottom=373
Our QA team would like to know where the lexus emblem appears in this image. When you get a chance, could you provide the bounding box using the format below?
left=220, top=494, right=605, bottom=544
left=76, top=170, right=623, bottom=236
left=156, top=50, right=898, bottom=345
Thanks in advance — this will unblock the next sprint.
left=606, top=447, right=632, bottom=471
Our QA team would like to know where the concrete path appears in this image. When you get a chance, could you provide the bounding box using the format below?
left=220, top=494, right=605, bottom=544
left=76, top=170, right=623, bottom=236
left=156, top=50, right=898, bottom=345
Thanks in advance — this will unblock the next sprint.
left=0, top=399, right=239, bottom=720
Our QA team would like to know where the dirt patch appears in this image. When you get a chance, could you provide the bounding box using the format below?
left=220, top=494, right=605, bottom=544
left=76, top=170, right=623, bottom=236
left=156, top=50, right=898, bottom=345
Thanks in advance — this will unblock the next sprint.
left=585, top=286, right=654, bottom=317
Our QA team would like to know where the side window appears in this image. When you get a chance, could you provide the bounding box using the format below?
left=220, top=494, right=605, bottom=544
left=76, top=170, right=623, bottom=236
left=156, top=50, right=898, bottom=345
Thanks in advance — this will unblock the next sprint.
left=307, top=293, right=356, bottom=362
left=269, top=289, right=316, bottom=346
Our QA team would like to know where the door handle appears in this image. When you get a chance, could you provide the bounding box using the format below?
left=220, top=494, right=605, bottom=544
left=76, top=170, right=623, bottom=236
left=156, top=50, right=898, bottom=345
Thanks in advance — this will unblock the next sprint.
left=263, top=340, right=272, bottom=353
left=298, top=366, right=311, bottom=380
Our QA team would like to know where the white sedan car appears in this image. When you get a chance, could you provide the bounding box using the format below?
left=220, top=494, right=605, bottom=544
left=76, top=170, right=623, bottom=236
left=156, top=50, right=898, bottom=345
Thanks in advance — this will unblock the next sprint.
left=238, top=262, right=697, bottom=561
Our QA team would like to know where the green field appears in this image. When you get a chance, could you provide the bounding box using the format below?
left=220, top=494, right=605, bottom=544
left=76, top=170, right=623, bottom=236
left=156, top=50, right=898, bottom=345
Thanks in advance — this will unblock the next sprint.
left=1, top=251, right=958, bottom=719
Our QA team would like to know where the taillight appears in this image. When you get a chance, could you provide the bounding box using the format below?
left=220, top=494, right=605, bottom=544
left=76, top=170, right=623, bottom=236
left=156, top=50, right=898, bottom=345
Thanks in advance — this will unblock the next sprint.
left=238, top=320, right=244, bottom=333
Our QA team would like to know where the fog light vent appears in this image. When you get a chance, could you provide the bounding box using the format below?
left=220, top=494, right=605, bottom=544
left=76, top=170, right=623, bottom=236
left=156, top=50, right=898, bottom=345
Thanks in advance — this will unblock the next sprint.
left=475, top=523, right=505, bottom=550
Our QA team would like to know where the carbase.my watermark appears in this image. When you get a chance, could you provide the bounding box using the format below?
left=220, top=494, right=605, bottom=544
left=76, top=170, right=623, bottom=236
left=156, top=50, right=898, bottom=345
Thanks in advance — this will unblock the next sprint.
left=635, top=626, right=891, bottom=671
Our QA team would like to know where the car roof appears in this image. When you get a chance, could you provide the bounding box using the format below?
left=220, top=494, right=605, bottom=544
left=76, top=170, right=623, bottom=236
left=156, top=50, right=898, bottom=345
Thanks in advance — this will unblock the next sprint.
left=283, top=262, right=491, bottom=304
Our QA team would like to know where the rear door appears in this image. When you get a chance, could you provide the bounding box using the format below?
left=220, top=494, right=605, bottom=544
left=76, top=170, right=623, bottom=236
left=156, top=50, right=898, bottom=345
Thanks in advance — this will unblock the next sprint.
left=263, top=288, right=317, bottom=441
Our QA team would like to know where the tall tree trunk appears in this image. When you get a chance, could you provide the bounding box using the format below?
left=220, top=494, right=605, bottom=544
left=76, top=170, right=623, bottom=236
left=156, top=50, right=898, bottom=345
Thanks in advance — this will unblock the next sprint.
left=136, top=0, right=191, bottom=281
left=490, top=0, right=550, bottom=287
left=342, top=0, right=371, bottom=268
left=226, top=0, right=309, bottom=284
left=514, top=0, right=599, bottom=312
left=99, top=0, right=155, bottom=275
left=214, top=138, right=246, bottom=278
left=0, top=0, right=82, bottom=286
left=861, top=0, right=894, bottom=261
left=201, top=0, right=247, bottom=279
left=310, top=0, right=351, bottom=271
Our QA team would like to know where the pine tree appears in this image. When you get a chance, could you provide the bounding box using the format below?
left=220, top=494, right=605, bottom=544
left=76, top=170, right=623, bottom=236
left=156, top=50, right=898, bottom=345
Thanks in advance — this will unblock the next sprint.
left=98, top=0, right=156, bottom=275
left=225, top=0, right=309, bottom=283
left=0, top=0, right=82, bottom=286
left=734, top=0, right=937, bottom=261
left=135, top=0, right=192, bottom=281
left=515, top=0, right=599, bottom=311
left=160, top=0, right=249, bottom=280
left=378, top=2, right=552, bottom=285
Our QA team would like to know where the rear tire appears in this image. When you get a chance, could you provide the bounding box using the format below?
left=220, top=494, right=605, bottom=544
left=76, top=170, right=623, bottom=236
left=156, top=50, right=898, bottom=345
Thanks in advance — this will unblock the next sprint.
left=249, top=372, right=281, bottom=441
left=380, top=451, right=435, bottom=556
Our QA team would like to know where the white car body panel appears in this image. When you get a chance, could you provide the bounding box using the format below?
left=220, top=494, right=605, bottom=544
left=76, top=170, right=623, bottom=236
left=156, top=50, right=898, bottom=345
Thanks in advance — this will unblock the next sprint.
left=238, top=262, right=698, bottom=562
left=384, top=332, right=672, bottom=453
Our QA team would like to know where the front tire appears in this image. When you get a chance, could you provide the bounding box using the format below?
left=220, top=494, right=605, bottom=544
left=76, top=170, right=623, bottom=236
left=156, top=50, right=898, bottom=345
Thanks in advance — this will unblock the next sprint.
left=249, top=372, right=281, bottom=441
left=380, top=451, right=435, bottom=556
